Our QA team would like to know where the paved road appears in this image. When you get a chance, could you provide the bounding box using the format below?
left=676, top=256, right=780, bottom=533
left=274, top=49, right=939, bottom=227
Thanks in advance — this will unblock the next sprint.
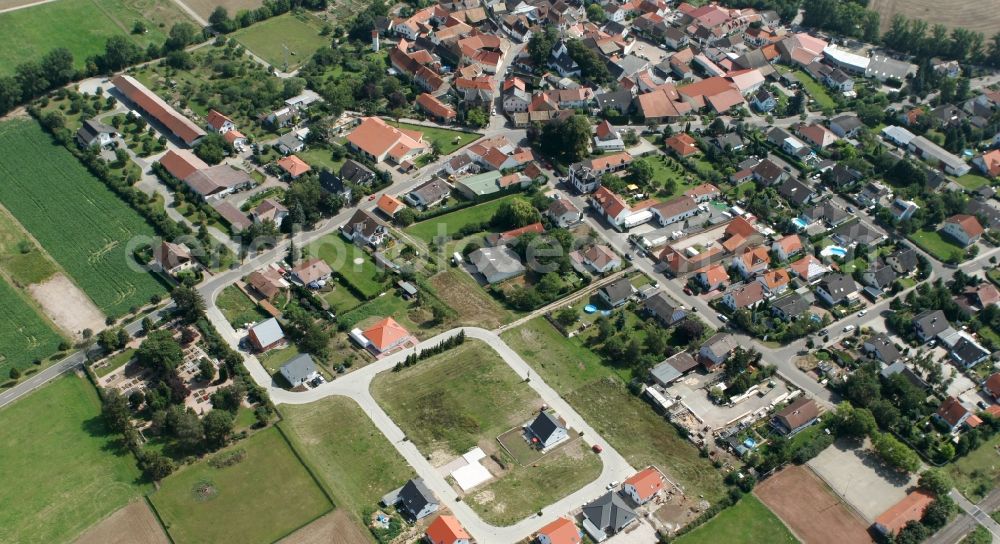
left=0, top=304, right=175, bottom=409
left=930, top=488, right=1000, bottom=544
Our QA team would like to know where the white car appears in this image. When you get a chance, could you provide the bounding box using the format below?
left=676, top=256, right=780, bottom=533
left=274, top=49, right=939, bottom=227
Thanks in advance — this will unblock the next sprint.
left=606, top=481, right=619, bottom=490
left=857, top=310, right=867, bottom=317
left=843, top=324, right=856, bottom=333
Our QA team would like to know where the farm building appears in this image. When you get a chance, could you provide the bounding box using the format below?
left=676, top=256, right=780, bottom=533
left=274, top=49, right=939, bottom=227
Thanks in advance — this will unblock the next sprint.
left=248, top=318, right=285, bottom=352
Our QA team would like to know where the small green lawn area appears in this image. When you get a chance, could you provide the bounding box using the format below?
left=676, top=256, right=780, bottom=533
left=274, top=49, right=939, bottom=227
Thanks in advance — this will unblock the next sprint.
left=639, top=154, right=697, bottom=197
left=956, top=173, right=992, bottom=190
left=296, top=146, right=347, bottom=173
left=405, top=195, right=519, bottom=244
left=258, top=344, right=302, bottom=375
left=675, top=495, right=798, bottom=544
left=387, top=120, right=479, bottom=155
left=232, top=11, right=328, bottom=71
left=469, top=439, right=602, bottom=525
left=94, top=348, right=137, bottom=378
left=0, top=375, right=147, bottom=544
left=793, top=69, right=836, bottom=110
left=910, top=229, right=966, bottom=263
left=309, top=234, right=386, bottom=299
left=729, top=181, right=757, bottom=199
left=319, top=284, right=365, bottom=314
left=949, top=432, right=1000, bottom=501
left=279, top=396, right=414, bottom=516
left=149, top=427, right=332, bottom=544
left=502, top=318, right=727, bottom=503
left=216, top=285, right=267, bottom=328
left=371, top=340, right=541, bottom=457
left=0, top=207, right=58, bottom=286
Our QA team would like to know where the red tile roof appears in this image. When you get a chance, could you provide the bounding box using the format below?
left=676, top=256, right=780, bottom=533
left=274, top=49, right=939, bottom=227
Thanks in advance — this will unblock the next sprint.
left=665, top=133, right=699, bottom=156
left=536, top=517, right=581, bottom=544
left=112, top=75, right=206, bottom=145
left=377, top=193, right=405, bottom=216
left=937, top=396, right=970, bottom=427
left=592, top=186, right=630, bottom=220
left=205, top=109, right=233, bottom=131
left=425, top=515, right=469, bottom=544
left=416, top=93, right=457, bottom=120
left=624, top=468, right=664, bottom=501
left=160, top=149, right=208, bottom=181
left=363, top=317, right=411, bottom=351
left=277, top=155, right=311, bottom=177
left=875, top=491, right=934, bottom=536
left=947, top=214, right=985, bottom=238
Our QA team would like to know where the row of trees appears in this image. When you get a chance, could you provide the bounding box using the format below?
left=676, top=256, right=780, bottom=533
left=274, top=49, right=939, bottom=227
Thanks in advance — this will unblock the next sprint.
left=882, top=14, right=1000, bottom=66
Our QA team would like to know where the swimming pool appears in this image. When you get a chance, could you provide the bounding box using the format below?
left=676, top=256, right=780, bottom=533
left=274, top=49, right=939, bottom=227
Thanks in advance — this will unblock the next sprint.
left=821, top=245, right=848, bottom=258
left=792, top=217, right=809, bottom=230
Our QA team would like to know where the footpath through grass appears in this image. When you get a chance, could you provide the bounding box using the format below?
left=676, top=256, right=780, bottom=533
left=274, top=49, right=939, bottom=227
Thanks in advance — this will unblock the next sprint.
left=501, top=318, right=727, bottom=502
left=0, top=276, right=64, bottom=375
left=0, top=120, right=166, bottom=316
left=149, top=427, right=332, bottom=544
left=372, top=340, right=542, bottom=457
left=280, top=396, right=414, bottom=516
left=0, top=375, right=146, bottom=544
left=0, top=0, right=192, bottom=75
left=675, top=494, right=798, bottom=544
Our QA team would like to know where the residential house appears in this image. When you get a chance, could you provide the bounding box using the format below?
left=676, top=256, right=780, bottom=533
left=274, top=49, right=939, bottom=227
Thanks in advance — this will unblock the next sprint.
left=664, top=133, right=699, bottom=157
left=722, top=281, right=766, bottom=311
left=825, top=163, right=864, bottom=190
left=362, top=317, right=412, bottom=354
left=752, top=159, right=786, bottom=186
left=699, top=333, right=737, bottom=371
left=376, top=193, right=406, bottom=218
left=407, top=179, right=452, bottom=209
left=279, top=354, right=320, bottom=388
left=277, top=155, right=311, bottom=179
left=593, top=120, right=625, bottom=152
left=76, top=118, right=117, bottom=148
left=346, top=117, right=427, bottom=164
left=797, top=123, right=838, bottom=149
left=338, top=159, right=378, bottom=187
left=578, top=244, right=621, bottom=274
left=684, top=183, right=720, bottom=203
left=815, top=273, right=857, bottom=306
left=984, top=373, right=1000, bottom=402
left=757, top=268, right=791, bottom=296
left=581, top=492, right=637, bottom=542
left=864, top=333, right=901, bottom=364
left=502, top=77, right=531, bottom=113
left=789, top=254, right=829, bottom=283
left=252, top=199, right=289, bottom=227
left=342, top=209, right=388, bottom=247
left=772, top=397, right=820, bottom=435
left=942, top=214, right=984, bottom=247
left=153, top=241, right=194, bottom=276
left=469, top=246, right=525, bottom=284
left=751, top=88, right=776, bottom=112
left=535, top=517, right=581, bottom=544
left=485, top=222, right=544, bottom=247
left=771, top=292, right=811, bottom=321
left=734, top=245, right=770, bottom=278
left=292, top=257, right=333, bottom=287
left=695, top=264, right=730, bottom=291
left=248, top=318, right=285, bottom=352
left=951, top=337, right=990, bottom=368
left=205, top=109, right=236, bottom=133
left=642, top=291, right=686, bottom=327
left=622, top=468, right=664, bottom=505
left=247, top=268, right=285, bottom=300
left=772, top=234, right=803, bottom=261
left=425, top=515, right=470, bottom=544
left=391, top=479, right=439, bottom=520
left=650, top=196, right=699, bottom=227
left=830, top=114, right=864, bottom=138
left=547, top=198, right=582, bottom=227
left=862, top=261, right=898, bottom=292
left=598, top=278, right=635, bottom=308
left=569, top=152, right=634, bottom=193
left=934, top=396, right=973, bottom=432
left=973, top=149, right=1000, bottom=178
left=913, top=310, right=950, bottom=343
left=649, top=352, right=699, bottom=386
left=417, top=93, right=457, bottom=123
left=778, top=177, right=816, bottom=208
left=527, top=411, right=568, bottom=449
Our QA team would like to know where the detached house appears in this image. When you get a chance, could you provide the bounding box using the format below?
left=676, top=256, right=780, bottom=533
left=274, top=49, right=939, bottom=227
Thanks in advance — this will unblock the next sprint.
left=547, top=198, right=582, bottom=227
left=527, top=411, right=568, bottom=449
left=342, top=209, right=388, bottom=247
left=934, top=397, right=973, bottom=432
left=536, top=517, right=582, bottom=544
left=913, top=310, right=950, bottom=343
left=699, top=333, right=737, bottom=371
left=772, top=234, right=803, bottom=261
left=623, top=468, right=664, bottom=505
left=722, top=281, right=766, bottom=311
left=942, top=214, right=984, bottom=247
left=642, top=291, right=686, bottom=327
left=695, top=264, right=730, bottom=291
left=76, top=118, right=117, bottom=148
left=347, top=117, right=427, bottom=164
left=153, top=241, right=194, bottom=276
left=815, top=273, right=857, bottom=306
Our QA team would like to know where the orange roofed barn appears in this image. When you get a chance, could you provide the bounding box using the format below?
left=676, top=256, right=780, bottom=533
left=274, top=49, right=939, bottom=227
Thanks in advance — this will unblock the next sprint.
left=425, top=515, right=470, bottom=544
left=347, top=117, right=427, bottom=164
left=361, top=317, right=412, bottom=354
left=112, top=75, right=206, bottom=145
left=536, top=517, right=582, bottom=544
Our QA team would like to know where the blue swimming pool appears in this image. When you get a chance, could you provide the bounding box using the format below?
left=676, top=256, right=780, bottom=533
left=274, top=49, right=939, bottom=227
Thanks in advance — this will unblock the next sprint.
left=821, top=245, right=848, bottom=258
left=792, top=217, right=809, bottom=230
left=584, top=304, right=597, bottom=314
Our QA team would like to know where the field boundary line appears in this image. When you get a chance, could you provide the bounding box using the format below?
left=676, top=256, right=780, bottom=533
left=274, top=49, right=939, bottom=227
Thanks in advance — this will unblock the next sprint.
left=274, top=420, right=339, bottom=508
left=141, top=495, right=176, bottom=544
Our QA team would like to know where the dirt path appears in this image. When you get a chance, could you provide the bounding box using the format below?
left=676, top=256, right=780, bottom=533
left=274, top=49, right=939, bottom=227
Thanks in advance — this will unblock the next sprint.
left=28, top=274, right=105, bottom=337
left=73, top=500, right=170, bottom=544
left=277, top=509, right=370, bottom=544
left=0, top=0, right=58, bottom=15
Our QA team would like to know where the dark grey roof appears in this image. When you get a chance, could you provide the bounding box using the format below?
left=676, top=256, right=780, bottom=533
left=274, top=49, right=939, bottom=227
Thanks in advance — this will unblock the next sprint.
left=831, top=114, right=863, bottom=132
left=643, top=291, right=685, bottom=325
left=280, top=353, right=317, bottom=384
left=772, top=293, right=810, bottom=318
left=318, top=170, right=349, bottom=195
left=398, top=479, right=436, bottom=517
left=77, top=118, right=115, bottom=145
left=409, top=178, right=451, bottom=204
left=951, top=337, right=990, bottom=366
left=344, top=209, right=385, bottom=238
left=583, top=492, right=636, bottom=533
left=714, top=133, right=744, bottom=150
left=276, top=131, right=303, bottom=151
left=818, top=273, right=857, bottom=299
left=831, top=220, right=881, bottom=244
left=865, top=333, right=900, bottom=363
left=827, top=163, right=863, bottom=187
left=778, top=177, right=815, bottom=207
left=528, top=411, right=564, bottom=443
left=886, top=247, right=917, bottom=273
left=650, top=351, right=699, bottom=384
left=967, top=199, right=1000, bottom=228
left=596, top=89, right=634, bottom=110
left=914, top=309, right=949, bottom=337
left=339, top=159, right=377, bottom=185
left=600, top=278, right=634, bottom=303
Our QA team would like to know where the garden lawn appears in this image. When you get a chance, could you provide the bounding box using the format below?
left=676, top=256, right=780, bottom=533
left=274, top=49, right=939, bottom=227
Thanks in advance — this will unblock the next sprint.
left=309, top=234, right=385, bottom=299
left=371, top=340, right=542, bottom=457
left=910, top=229, right=966, bottom=262
left=0, top=375, right=146, bottom=544
left=388, top=120, right=479, bottom=155
left=949, top=432, right=1000, bottom=501
left=675, top=495, right=798, bottom=544
left=503, top=318, right=727, bottom=503
left=405, top=195, right=519, bottom=243
left=0, top=0, right=193, bottom=75
left=470, top=439, right=602, bottom=525
left=0, top=276, right=64, bottom=375
left=956, top=173, right=992, bottom=190
left=640, top=154, right=695, bottom=197
left=233, top=12, right=328, bottom=71
left=793, top=69, right=836, bottom=110
left=0, top=120, right=167, bottom=316
left=279, top=396, right=414, bottom=515
left=94, top=348, right=136, bottom=378
left=217, top=285, right=267, bottom=328
left=296, top=146, right=347, bottom=173
left=149, top=427, right=332, bottom=544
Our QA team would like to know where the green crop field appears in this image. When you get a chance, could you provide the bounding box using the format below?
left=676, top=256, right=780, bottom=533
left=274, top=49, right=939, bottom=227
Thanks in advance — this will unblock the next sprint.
left=0, top=120, right=167, bottom=316
left=676, top=495, right=798, bottom=544
left=149, top=427, right=332, bottom=544
left=0, top=0, right=194, bottom=75
left=233, top=12, right=329, bottom=71
left=0, top=375, right=147, bottom=544
left=280, top=396, right=414, bottom=515
left=372, top=340, right=542, bottom=457
left=0, top=277, right=64, bottom=375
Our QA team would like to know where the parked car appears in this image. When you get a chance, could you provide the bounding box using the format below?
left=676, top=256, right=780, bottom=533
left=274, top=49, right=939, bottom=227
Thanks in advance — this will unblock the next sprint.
left=843, top=324, right=856, bottom=332
left=857, top=309, right=867, bottom=317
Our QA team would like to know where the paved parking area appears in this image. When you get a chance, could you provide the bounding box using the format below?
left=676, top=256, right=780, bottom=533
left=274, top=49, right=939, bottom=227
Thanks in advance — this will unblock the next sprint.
left=807, top=439, right=916, bottom=522
left=630, top=39, right=669, bottom=65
